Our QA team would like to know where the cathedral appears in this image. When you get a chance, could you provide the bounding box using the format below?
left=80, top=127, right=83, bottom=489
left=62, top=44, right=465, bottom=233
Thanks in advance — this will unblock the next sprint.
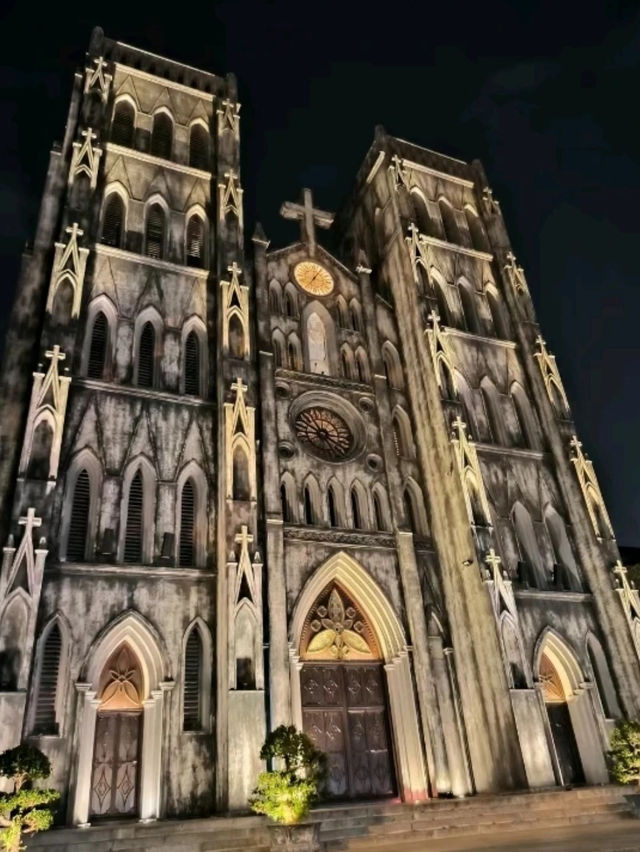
left=0, top=26, right=639, bottom=828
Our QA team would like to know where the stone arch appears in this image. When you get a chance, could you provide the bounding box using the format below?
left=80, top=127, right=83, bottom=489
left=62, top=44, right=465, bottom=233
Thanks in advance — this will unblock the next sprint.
left=510, top=381, right=539, bottom=449
left=438, top=197, right=459, bottom=244
left=182, top=617, right=213, bottom=731
left=403, top=478, right=429, bottom=536
left=464, top=205, right=490, bottom=252
left=119, top=455, right=156, bottom=563
left=355, top=347, right=370, bottom=383
left=336, top=294, right=350, bottom=329
left=269, top=280, right=283, bottom=315
left=176, top=460, right=208, bottom=568
left=302, top=473, right=323, bottom=525
left=349, top=299, right=363, bottom=333
left=143, top=194, right=169, bottom=260
left=184, top=203, right=208, bottom=268
left=100, top=183, right=129, bottom=247
left=28, top=412, right=55, bottom=479
left=111, top=96, right=137, bottom=147
left=302, top=301, right=336, bottom=375
left=234, top=599, right=259, bottom=690
left=82, top=294, right=118, bottom=379
left=283, top=282, right=299, bottom=318
left=60, top=447, right=103, bottom=562
left=430, top=268, right=453, bottom=326
left=458, top=277, right=481, bottom=334
left=340, top=343, right=356, bottom=380
left=392, top=406, right=414, bottom=459
left=480, top=376, right=506, bottom=445
left=372, top=483, right=391, bottom=531
left=543, top=504, right=580, bottom=591
left=188, top=119, right=210, bottom=170
left=28, top=611, right=72, bottom=735
left=232, top=442, right=251, bottom=501
left=349, top=479, right=370, bottom=529
left=150, top=107, right=174, bottom=159
left=410, top=187, right=435, bottom=236
left=280, top=472, right=297, bottom=522
left=289, top=551, right=428, bottom=802
left=133, top=305, right=163, bottom=388
left=327, top=476, right=346, bottom=528
left=180, top=315, right=208, bottom=396
left=72, top=610, right=171, bottom=825
left=0, top=591, right=30, bottom=689
left=381, top=341, right=403, bottom=389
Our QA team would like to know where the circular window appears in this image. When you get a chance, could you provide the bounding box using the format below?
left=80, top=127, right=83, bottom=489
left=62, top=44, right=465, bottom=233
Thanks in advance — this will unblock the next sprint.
left=294, top=407, right=353, bottom=461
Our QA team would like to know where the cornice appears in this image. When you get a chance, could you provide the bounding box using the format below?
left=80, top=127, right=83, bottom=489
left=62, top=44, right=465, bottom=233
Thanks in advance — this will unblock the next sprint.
left=75, top=378, right=216, bottom=408
left=104, top=142, right=212, bottom=179
left=94, top=243, right=210, bottom=278
left=113, top=61, right=217, bottom=101
left=445, top=327, right=517, bottom=350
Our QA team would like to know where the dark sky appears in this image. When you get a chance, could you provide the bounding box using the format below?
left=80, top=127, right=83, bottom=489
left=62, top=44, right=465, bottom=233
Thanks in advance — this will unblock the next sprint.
left=1, top=1, right=639, bottom=544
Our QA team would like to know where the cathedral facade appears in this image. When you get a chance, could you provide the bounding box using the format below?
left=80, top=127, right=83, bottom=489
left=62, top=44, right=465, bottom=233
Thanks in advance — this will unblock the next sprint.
left=1, top=27, right=639, bottom=825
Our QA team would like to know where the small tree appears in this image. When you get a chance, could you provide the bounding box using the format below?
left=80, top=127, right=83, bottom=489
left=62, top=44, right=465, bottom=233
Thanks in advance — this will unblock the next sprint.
left=0, top=744, right=59, bottom=852
left=609, top=720, right=640, bottom=786
left=250, top=726, right=326, bottom=825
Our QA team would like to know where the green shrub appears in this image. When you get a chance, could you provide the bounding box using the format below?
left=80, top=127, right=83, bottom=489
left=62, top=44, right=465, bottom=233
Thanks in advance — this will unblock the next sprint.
left=609, top=720, right=640, bottom=786
left=0, top=744, right=59, bottom=852
left=249, top=726, right=326, bottom=825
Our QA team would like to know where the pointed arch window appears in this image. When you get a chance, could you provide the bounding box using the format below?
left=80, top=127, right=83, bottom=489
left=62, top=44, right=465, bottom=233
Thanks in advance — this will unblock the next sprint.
left=137, top=322, right=156, bottom=388
left=373, top=490, right=387, bottom=531
left=33, top=624, right=62, bottom=735
left=101, top=194, right=124, bottom=248
left=304, top=485, right=314, bottom=524
left=328, top=486, right=339, bottom=528
left=189, top=124, right=209, bottom=170
left=439, top=198, right=459, bottom=244
left=184, top=331, right=201, bottom=396
left=487, top=289, right=509, bottom=339
left=123, top=470, right=144, bottom=563
left=465, top=207, right=490, bottom=252
left=52, top=282, right=73, bottom=325
left=351, top=487, right=364, bottom=530
left=511, top=384, right=538, bottom=449
left=459, top=281, right=481, bottom=334
left=179, top=479, right=196, bottom=567
left=186, top=215, right=205, bottom=268
left=232, top=447, right=250, bottom=501
left=404, top=488, right=418, bottom=534
left=145, top=204, right=165, bottom=260
left=87, top=311, right=109, bottom=380
left=183, top=629, right=203, bottom=731
left=285, top=290, right=298, bottom=318
left=67, top=469, right=91, bottom=561
left=280, top=480, right=294, bottom=522
left=150, top=112, right=173, bottom=159
left=111, top=101, right=135, bottom=147
left=356, top=350, right=370, bottom=384
left=273, top=335, right=285, bottom=368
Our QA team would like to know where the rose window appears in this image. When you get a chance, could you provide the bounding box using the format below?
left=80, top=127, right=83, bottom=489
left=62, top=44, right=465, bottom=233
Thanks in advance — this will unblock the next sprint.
left=294, top=407, right=353, bottom=460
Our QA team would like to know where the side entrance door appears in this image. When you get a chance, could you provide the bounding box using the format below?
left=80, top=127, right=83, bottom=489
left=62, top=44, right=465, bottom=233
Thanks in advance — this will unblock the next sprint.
left=301, top=662, right=395, bottom=799
left=90, top=711, right=141, bottom=817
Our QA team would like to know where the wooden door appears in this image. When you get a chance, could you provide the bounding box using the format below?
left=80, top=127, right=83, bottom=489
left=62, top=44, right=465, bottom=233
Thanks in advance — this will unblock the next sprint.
left=90, top=711, right=141, bottom=817
left=301, top=662, right=394, bottom=799
left=547, top=702, right=585, bottom=785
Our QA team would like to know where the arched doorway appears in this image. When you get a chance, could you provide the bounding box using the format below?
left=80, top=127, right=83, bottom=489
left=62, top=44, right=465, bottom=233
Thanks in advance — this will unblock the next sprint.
left=90, top=644, right=143, bottom=818
left=539, top=651, right=584, bottom=785
left=299, top=583, right=395, bottom=799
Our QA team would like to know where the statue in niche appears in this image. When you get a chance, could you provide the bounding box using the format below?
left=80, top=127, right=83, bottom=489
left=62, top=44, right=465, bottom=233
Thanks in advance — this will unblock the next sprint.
left=307, top=312, right=329, bottom=375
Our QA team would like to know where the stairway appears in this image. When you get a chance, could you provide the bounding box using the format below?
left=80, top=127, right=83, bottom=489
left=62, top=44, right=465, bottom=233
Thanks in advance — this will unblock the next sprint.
left=27, top=785, right=636, bottom=852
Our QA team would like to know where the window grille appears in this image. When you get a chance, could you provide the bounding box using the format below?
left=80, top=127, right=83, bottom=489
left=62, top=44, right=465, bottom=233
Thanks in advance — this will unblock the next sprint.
left=189, top=124, right=209, bottom=170
left=184, top=331, right=200, bottom=395
left=33, top=625, right=61, bottom=735
left=67, top=469, right=90, bottom=560
left=183, top=630, right=202, bottom=731
left=186, top=217, right=204, bottom=267
left=111, top=101, right=135, bottom=147
left=137, top=322, right=155, bottom=388
left=150, top=112, right=173, bottom=159
left=88, top=312, right=108, bottom=379
left=102, top=195, right=124, bottom=248
left=145, top=204, right=165, bottom=259
left=124, top=470, right=144, bottom=563
left=179, top=479, right=195, bottom=566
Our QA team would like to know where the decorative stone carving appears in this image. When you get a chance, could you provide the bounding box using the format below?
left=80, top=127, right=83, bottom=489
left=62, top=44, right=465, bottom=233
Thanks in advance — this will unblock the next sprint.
left=481, top=186, right=500, bottom=217
left=425, top=311, right=457, bottom=396
left=389, top=154, right=411, bottom=191
left=405, top=222, right=429, bottom=285
left=217, top=98, right=241, bottom=138
left=612, top=560, right=640, bottom=659
left=224, top=377, right=256, bottom=500
left=227, top=525, right=263, bottom=689
left=218, top=170, right=243, bottom=227
left=220, top=262, right=250, bottom=358
left=46, top=223, right=89, bottom=319
left=303, top=587, right=374, bottom=660
left=503, top=251, right=529, bottom=296
left=19, top=346, right=71, bottom=481
left=482, top=548, right=517, bottom=620
left=451, top=416, right=492, bottom=527
left=533, top=336, right=569, bottom=414
left=569, top=436, right=614, bottom=540
left=83, top=56, right=112, bottom=102
left=68, top=128, right=102, bottom=190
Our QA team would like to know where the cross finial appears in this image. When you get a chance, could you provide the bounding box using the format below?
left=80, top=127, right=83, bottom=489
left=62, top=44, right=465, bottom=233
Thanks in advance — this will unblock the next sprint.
left=427, top=310, right=441, bottom=328
left=452, top=415, right=467, bottom=436
left=569, top=435, right=582, bottom=454
left=280, top=188, right=334, bottom=256
left=231, top=376, right=247, bottom=397
left=485, top=548, right=502, bottom=572
left=65, top=222, right=84, bottom=240
left=227, top=261, right=242, bottom=278
left=19, top=508, right=42, bottom=529
left=234, top=524, right=254, bottom=549
left=45, top=345, right=65, bottom=363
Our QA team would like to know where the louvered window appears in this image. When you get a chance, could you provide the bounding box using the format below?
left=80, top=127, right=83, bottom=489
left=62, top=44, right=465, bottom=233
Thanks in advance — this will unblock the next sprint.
left=112, top=101, right=135, bottom=147
left=67, top=469, right=90, bottom=561
left=184, top=332, right=200, bottom=395
left=183, top=630, right=202, bottom=731
left=33, top=625, right=61, bottom=734
left=137, top=322, right=155, bottom=388
left=186, top=217, right=205, bottom=267
left=150, top=112, right=173, bottom=159
left=179, top=479, right=195, bottom=567
left=88, top=312, right=108, bottom=379
left=124, top=470, right=144, bottom=563
left=145, top=204, right=165, bottom=259
left=189, top=124, right=209, bottom=170
left=102, top=195, right=124, bottom=248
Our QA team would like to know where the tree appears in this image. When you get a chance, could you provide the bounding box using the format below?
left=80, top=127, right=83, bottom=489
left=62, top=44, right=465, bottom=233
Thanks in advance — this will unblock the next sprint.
left=0, top=744, right=59, bottom=852
left=609, top=720, right=640, bottom=786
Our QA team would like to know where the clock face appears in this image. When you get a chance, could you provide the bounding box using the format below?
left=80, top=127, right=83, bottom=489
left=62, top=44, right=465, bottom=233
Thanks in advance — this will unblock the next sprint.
left=294, top=261, right=334, bottom=296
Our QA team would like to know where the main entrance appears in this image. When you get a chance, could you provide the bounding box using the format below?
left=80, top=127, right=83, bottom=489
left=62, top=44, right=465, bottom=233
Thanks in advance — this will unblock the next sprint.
left=89, top=644, right=143, bottom=818
left=299, top=584, right=395, bottom=799
left=539, top=651, right=585, bottom=785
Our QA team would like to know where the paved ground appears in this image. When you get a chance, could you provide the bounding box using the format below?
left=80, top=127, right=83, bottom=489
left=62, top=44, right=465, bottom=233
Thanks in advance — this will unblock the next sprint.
left=349, top=819, right=640, bottom=851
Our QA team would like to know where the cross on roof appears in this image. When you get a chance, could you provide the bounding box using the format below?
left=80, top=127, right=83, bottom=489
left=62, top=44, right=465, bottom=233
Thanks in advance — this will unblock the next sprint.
left=280, top=188, right=334, bottom=256
left=231, top=376, right=247, bottom=397
left=235, top=524, right=254, bottom=549
left=19, top=507, right=42, bottom=529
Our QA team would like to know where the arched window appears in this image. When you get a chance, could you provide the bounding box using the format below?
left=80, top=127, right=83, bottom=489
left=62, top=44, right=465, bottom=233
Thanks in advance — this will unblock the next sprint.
left=404, top=488, right=418, bottom=535
left=183, top=629, right=203, bottom=731
left=229, top=315, right=245, bottom=359
left=373, top=488, right=389, bottom=531
left=123, top=470, right=144, bottom=563
left=306, top=313, right=330, bottom=374
left=439, top=198, right=459, bottom=244
left=501, top=617, right=527, bottom=688
left=184, top=331, right=201, bottom=396
left=304, top=484, right=314, bottom=524
left=393, top=410, right=414, bottom=458
left=33, top=624, right=62, bottom=734
left=273, top=332, right=286, bottom=368
left=186, top=216, right=205, bottom=268
left=545, top=507, right=579, bottom=591
left=232, top=447, right=250, bottom=501
left=150, top=112, right=173, bottom=159
left=101, top=194, right=125, bottom=248
left=459, top=281, right=481, bottom=334
left=454, top=372, right=477, bottom=440
left=337, top=297, right=350, bottom=329
left=67, top=469, right=91, bottom=561
left=465, top=207, right=490, bottom=252
left=513, top=502, right=545, bottom=588
left=269, top=283, right=282, bottom=315
left=481, top=378, right=506, bottom=445
left=340, top=346, right=355, bottom=380
left=433, top=279, right=452, bottom=326
left=137, top=322, right=156, bottom=388
left=487, top=288, right=509, bottom=339
left=284, top=290, right=298, bottom=318
left=87, top=311, right=109, bottom=379
left=189, top=124, right=209, bottom=170
left=356, top=349, right=370, bottom=383
left=350, top=301, right=363, bottom=333
left=404, top=480, right=427, bottom=537
left=511, top=383, right=538, bottom=449
left=382, top=344, right=403, bottom=390
left=51, top=281, right=73, bottom=325
left=350, top=485, right=366, bottom=530
left=411, top=189, right=433, bottom=236
left=281, top=477, right=295, bottom=522
left=111, top=101, right=135, bottom=147
left=288, top=335, right=302, bottom=372
left=235, top=607, right=256, bottom=689
left=179, top=479, right=196, bottom=566
left=145, top=204, right=165, bottom=259
left=28, top=419, right=53, bottom=480
left=328, top=485, right=339, bottom=528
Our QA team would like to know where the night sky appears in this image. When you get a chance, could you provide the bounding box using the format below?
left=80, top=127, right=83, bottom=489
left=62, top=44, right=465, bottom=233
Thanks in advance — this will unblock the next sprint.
left=1, top=1, right=639, bottom=544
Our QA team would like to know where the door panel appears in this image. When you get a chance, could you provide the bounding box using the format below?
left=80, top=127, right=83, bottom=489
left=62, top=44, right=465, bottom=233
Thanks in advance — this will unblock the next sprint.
left=90, top=712, right=140, bottom=817
left=547, top=702, right=585, bottom=785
